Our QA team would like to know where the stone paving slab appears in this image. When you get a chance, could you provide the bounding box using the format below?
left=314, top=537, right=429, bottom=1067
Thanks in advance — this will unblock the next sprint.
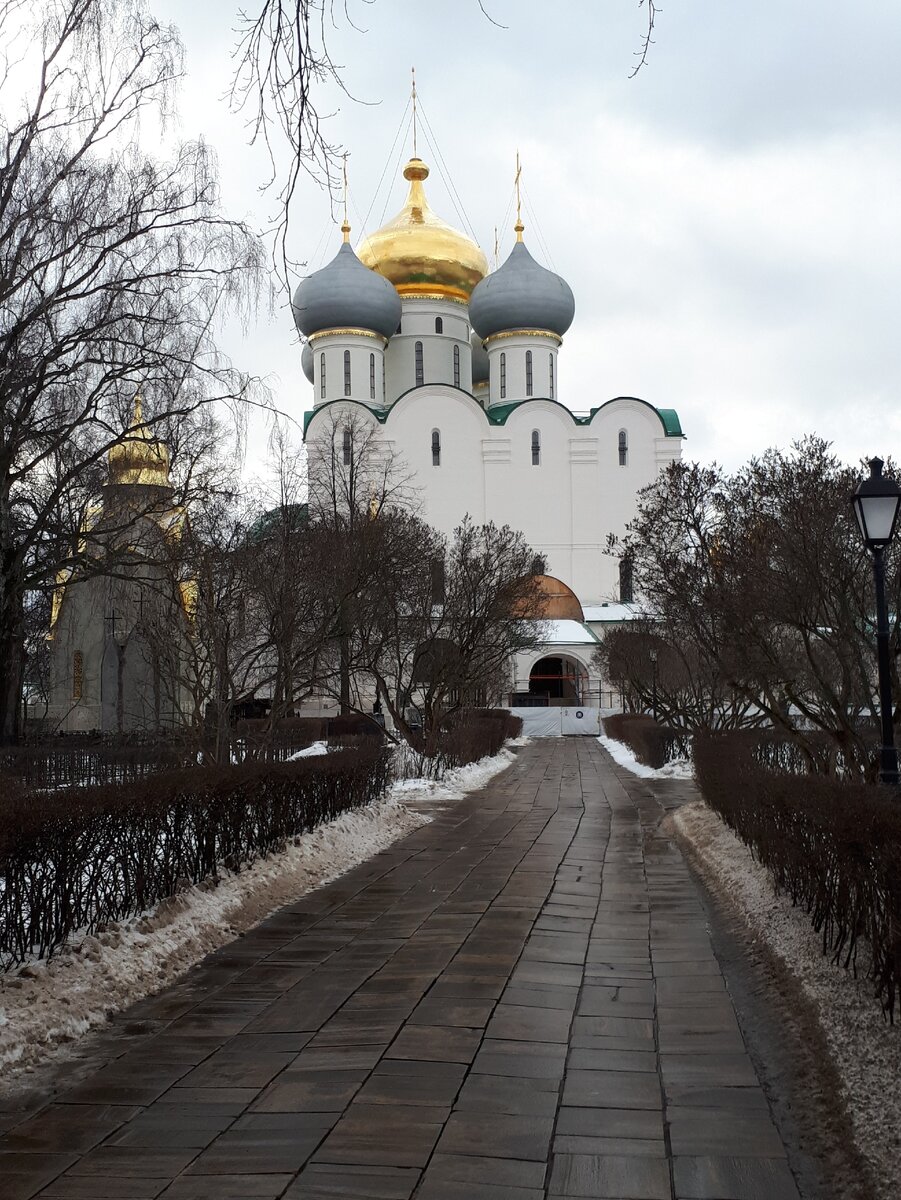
left=0, top=740, right=804, bottom=1199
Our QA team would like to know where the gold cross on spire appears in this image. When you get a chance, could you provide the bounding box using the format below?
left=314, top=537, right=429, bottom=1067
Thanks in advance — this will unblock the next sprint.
left=341, top=152, right=350, bottom=242
left=514, top=151, right=524, bottom=242
left=411, top=66, right=418, bottom=158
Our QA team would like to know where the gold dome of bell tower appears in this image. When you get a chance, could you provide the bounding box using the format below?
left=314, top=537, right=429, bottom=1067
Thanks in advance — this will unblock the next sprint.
left=358, top=157, right=488, bottom=303
left=107, top=395, right=172, bottom=488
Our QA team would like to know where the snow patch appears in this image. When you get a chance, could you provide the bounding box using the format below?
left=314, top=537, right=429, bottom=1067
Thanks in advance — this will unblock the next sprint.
left=287, top=740, right=331, bottom=758
left=674, top=800, right=901, bottom=1200
left=598, top=734, right=694, bottom=780
left=0, top=743, right=519, bottom=1081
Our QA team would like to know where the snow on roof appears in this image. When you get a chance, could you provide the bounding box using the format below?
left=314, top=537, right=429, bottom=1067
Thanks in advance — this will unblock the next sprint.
left=541, top=619, right=600, bottom=644
left=582, top=603, right=642, bottom=623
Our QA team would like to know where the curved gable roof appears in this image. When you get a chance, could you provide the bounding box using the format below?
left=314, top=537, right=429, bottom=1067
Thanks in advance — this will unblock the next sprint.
left=303, top=392, right=683, bottom=438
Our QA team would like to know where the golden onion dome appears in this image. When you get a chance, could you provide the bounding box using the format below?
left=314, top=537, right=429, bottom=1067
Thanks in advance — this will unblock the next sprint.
left=108, top=396, right=172, bottom=487
left=358, top=158, right=488, bottom=302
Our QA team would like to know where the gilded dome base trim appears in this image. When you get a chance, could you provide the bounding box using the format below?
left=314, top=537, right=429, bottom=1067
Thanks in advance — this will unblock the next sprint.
left=308, top=327, right=388, bottom=344
left=398, top=289, right=469, bottom=305
left=485, top=328, right=563, bottom=345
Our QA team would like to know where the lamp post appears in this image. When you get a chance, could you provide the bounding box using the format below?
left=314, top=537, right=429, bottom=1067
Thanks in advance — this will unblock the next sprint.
left=649, top=648, right=659, bottom=724
left=851, top=457, right=901, bottom=785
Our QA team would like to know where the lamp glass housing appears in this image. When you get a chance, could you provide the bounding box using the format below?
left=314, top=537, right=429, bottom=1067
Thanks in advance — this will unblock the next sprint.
left=851, top=458, right=901, bottom=550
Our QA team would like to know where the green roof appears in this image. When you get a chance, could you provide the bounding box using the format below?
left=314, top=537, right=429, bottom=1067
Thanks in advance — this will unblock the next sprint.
left=246, top=502, right=308, bottom=543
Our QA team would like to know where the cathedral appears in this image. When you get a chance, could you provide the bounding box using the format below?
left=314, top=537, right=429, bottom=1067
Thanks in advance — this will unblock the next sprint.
left=295, top=153, right=684, bottom=712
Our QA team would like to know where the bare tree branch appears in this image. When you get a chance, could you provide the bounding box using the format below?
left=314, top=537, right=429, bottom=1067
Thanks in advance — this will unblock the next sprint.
left=630, top=0, right=659, bottom=77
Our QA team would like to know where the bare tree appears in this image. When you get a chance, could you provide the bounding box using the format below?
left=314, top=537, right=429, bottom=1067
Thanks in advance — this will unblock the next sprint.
left=0, top=0, right=265, bottom=742
left=343, top=515, right=546, bottom=753
left=593, top=619, right=765, bottom=730
left=614, top=438, right=901, bottom=777
left=306, top=407, right=415, bottom=529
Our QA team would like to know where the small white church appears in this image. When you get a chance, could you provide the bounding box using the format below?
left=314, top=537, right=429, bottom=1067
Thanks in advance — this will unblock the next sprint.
left=296, top=153, right=683, bottom=713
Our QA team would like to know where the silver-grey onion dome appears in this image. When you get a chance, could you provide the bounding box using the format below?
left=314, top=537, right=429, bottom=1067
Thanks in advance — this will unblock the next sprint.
left=301, top=341, right=314, bottom=383
left=291, top=242, right=401, bottom=339
left=471, top=333, right=489, bottom=385
left=469, top=240, right=575, bottom=339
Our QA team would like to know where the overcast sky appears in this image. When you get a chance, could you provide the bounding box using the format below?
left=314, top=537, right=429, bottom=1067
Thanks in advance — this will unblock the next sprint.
left=156, top=0, right=901, bottom=474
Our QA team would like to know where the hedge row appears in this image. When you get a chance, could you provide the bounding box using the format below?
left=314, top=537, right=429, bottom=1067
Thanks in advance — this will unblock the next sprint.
left=603, top=713, right=691, bottom=768
left=0, top=745, right=392, bottom=970
left=694, top=732, right=901, bottom=1021
left=439, top=709, right=523, bottom=769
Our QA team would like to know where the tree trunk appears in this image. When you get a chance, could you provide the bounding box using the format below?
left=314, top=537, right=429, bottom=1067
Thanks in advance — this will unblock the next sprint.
left=0, top=575, right=25, bottom=744
left=116, top=643, right=126, bottom=734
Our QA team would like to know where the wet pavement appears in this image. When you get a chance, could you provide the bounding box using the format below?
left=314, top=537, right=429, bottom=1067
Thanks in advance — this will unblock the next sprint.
left=0, top=739, right=803, bottom=1199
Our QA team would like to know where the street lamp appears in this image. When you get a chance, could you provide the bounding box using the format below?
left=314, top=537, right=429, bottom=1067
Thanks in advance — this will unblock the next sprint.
left=649, top=648, right=659, bottom=724
left=851, top=457, right=901, bottom=785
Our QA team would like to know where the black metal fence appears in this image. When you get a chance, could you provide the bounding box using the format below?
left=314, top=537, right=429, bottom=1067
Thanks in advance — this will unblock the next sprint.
left=0, top=719, right=381, bottom=792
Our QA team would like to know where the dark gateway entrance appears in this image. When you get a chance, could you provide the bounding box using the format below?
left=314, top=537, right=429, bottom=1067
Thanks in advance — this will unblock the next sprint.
left=527, top=655, right=588, bottom=705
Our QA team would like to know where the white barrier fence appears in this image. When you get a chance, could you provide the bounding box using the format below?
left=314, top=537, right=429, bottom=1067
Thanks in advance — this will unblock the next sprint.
left=510, top=707, right=605, bottom=737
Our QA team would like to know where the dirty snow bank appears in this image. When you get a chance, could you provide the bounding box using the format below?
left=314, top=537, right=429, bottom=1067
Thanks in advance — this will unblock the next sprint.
left=0, top=743, right=519, bottom=1080
left=674, top=800, right=901, bottom=1200
left=597, top=734, right=694, bottom=780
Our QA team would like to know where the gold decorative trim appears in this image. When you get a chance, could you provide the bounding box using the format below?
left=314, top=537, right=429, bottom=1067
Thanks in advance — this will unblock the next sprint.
left=307, top=328, right=388, bottom=345
left=485, top=329, right=562, bottom=346
left=395, top=284, right=470, bottom=303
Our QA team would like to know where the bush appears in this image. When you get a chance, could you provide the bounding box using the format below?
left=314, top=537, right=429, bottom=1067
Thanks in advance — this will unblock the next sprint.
left=437, top=709, right=523, bottom=771
left=393, top=709, right=523, bottom=780
left=603, top=714, right=691, bottom=768
left=236, top=716, right=326, bottom=744
left=326, top=714, right=383, bottom=740
left=0, top=744, right=392, bottom=971
left=694, top=731, right=901, bottom=1021
left=751, top=728, right=877, bottom=779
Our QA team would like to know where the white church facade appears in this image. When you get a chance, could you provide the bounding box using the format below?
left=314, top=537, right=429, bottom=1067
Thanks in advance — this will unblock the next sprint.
left=297, top=156, right=683, bottom=709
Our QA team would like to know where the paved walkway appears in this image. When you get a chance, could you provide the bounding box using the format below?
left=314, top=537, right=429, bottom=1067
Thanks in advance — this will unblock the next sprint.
left=0, top=740, right=802, bottom=1200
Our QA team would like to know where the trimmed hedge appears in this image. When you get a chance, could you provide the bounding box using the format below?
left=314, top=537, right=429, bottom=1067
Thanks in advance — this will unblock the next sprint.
left=0, top=745, right=392, bottom=970
left=603, top=713, right=691, bottom=769
left=694, top=732, right=901, bottom=1021
left=437, top=709, right=523, bottom=770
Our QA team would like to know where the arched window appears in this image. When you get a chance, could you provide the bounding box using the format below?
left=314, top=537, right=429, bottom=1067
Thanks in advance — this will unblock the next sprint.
left=369, top=353, right=376, bottom=400
left=72, top=650, right=83, bottom=700
left=619, top=557, right=634, bottom=604
left=549, top=353, right=555, bottom=400
left=525, top=349, right=533, bottom=397
left=396, top=321, right=402, bottom=335
left=453, top=344, right=460, bottom=388
left=431, top=428, right=441, bottom=467
left=500, top=351, right=507, bottom=399
left=343, top=349, right=351, bottom=396
left=435, top=316, right=443, bottom=334
left=342, top=427, right=352, bottom=467
left=415, top=341, right=424, bottom=386
left=319, top=353, right=326, bottom=399
left=618, top=428, right=628, bottom=466
left=531, top=429, right=541, bottom=466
